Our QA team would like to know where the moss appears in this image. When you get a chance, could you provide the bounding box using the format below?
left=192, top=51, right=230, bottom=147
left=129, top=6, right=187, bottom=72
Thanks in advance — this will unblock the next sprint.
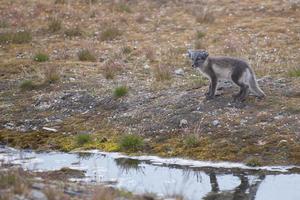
left=246, top=158, right=262, bottom=167
left=103, top=142, right=120, bottom=152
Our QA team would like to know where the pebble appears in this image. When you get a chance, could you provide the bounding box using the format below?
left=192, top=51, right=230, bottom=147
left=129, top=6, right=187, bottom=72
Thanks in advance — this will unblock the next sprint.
left=274, top=115, right=284, bottom=120
left=179, top=119, right=188, bottom=128
left=144, top=64, right=150, bottom=69
left=42, top=127, right=58, bottom=132
left=174, top=68, right=184, bottom=76
left=212, top=120, right=220, bottom=126
left=30, top=190, right=47, bottom=200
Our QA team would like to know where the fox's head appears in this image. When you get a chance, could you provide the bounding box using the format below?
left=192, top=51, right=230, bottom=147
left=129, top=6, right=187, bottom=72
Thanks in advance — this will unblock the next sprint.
left=187, top=50, right=209, bottom=68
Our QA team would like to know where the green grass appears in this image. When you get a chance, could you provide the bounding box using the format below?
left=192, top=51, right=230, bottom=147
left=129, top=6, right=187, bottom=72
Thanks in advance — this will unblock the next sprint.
left=76, top=134, right=92, bottom=146
left=119, top=134, right=144, bottom=152
left=100, top=27, right=122, bottom=41
left=20, top=80, right=37, bottom=91
left=184, top=135, right=199, bottom=148
left=34, top=53, right=49, bottom=62
left=113, top=86, right=128, bottom=98
left=288, top=69, right=300, bottom=77
left=0, top=31, right=32, bottom=44
left=77, top=49, right=96, bottom=62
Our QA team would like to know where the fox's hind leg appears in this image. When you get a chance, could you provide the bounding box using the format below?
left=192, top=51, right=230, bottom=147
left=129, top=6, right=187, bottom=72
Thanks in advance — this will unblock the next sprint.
left=231, top=71, right=249, bottom=102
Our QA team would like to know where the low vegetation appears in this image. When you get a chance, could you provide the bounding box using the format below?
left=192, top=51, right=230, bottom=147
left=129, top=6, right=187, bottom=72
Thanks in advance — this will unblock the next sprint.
left=48, top=18, right=62, bottom=33
left=34, top=53, right=49, bottom=62
left=102, top=60, right=121, bottom=79
left=115, top=2, right=132, bottom=13
left=0, top=30, right=32, bottom=44
left=43, top=66, right=60, bottom=84
left=288, top=68, right=300, bottom=77
left=64, top=27, right=83, bottom=37
left=76, top=134, right=92, bottom=146
left=113, top=85, right=128, bottom=98
left=153, top=65, right=171, bottom=81
left=77, top=49, right=96, bottom=62
left=0, top=20, right=9, bottom=28
left=20, top=80, right=37, bottom=91
left=184, top=135, right=199, bottom=148
left=119, top=134, right=144, bottom=152
left=100, top=27, right=122, bottom=41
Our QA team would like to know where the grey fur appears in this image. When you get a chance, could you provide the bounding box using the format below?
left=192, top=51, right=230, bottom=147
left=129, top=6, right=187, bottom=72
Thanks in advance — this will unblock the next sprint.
left=188, top=50, right=266, bottom=101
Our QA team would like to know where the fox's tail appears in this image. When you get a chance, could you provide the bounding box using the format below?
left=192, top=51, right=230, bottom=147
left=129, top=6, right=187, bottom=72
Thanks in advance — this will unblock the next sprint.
left=248, top=68, right=266, bottom=98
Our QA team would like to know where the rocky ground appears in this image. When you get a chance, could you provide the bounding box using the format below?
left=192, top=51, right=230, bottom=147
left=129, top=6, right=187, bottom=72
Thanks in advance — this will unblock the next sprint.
left=0, top=0, right=300, bottom=168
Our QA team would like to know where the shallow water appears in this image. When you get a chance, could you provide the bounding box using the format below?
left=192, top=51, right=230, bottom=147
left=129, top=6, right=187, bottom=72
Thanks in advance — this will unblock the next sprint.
left=1, top=146, right=300, bottom=200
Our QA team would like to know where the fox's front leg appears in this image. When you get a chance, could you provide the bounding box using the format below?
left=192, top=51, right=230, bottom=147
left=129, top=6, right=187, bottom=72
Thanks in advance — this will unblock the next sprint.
left=205, top=78, right=217, bottom=100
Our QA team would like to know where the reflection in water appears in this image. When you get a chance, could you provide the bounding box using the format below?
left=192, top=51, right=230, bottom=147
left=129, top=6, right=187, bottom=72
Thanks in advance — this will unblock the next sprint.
left=114, top=157, right=144, bottom=174
left=1, top=146, right=300, bottom=200
left=203, top=173, right=265, bottom=200
left=76, top=152, right=94, bottom=160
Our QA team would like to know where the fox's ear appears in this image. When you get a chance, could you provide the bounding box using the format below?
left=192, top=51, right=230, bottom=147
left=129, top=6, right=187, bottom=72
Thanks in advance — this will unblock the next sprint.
left=202, top=51, right=209, bottom=59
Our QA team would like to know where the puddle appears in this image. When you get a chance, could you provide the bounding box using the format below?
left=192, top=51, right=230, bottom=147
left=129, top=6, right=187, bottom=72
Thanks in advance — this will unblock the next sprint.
left=1, top=146, right=300, bottom=200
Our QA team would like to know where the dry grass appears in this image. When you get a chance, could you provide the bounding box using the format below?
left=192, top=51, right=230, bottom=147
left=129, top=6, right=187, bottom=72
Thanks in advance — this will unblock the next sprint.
left=102, top=59, right=122, bottom=79
left=195, top=7, right=215, bottom=24
left=43, top=65, right=60, bottom=84
left=48, top=18, right=62, bottom=33
left=153, top=65, right=171, bottom=81
left=78, top=49, right=96, bottom=62
left=92, top=187, right=116, bottom=200
left=0, top=169, right=29, bottom=197
left=144, top=47, right=156, bottom=62
left=64, top=27, right=83, bottom=38
left=100, top=26, right=122, bottom=41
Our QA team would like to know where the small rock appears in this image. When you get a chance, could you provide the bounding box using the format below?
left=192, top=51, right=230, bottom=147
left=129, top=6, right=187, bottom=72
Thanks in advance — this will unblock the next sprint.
left=240, top=119, right=247, bottom=124
left=69, top=77, right=76, bottom=82
left=144, top=64, right=150, bottom=69
left=4, top=122, right=15, bottom=130
left=174, top=68, right=184, bottom=76
left=30, top=190, right=47, bottom=200
left=278, top=140, right=288, bottom=146
left=31, top=183, right=45, bottom=190
left=42, top=127, right=58, bottom=132
left=179, top=119, right=188, bottom=128
left=274, top=115, right=284, bottom=120
left=212, top=120, right=220, bottom=126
